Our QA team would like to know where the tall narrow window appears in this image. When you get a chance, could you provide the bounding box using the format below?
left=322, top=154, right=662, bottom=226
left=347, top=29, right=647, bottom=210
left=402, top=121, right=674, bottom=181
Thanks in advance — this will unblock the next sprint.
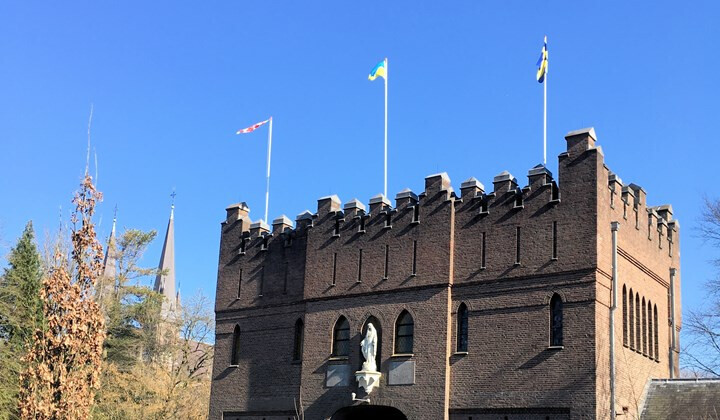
left=635, top=294, right=641, bottom=352
left=552, top=221, right=558, bottom=260
left=240, top=237, right=247, bottom=254
left=457, top=303, right=469, bottom=352
left=635, top=207, right=639, bottom=229
left=237, top=269, right=243, bottom=299
left=359, top=215, right=366, bottom=233
left=629, top=289, right=635, bottom=350
left=610, top=188, right=615, bottom=208
left=332, top=253, right=337, bottom=286
left=622, top=285, right=628, bottom=347
left=481, top=232, right=486, bottom=269
left=412, top=205, right=420, bottom=223
left=647, top=300, right=653, bottom=359
left=293, top=319, right=304, bottom=361
left=231, top=325, right=241, bottom=365
left=653, top=305, right=659, bottom=361
left=261, top=235, right=269, bottom=251
left=395, top=310, right=414, bottom=354
left=515, top=227, right=521, bottom=265
left=283, top=262, right=289, bottom=294
left=383, top=245, right=389, bottom=279
left=361, top=317, right=382, bottom=369
left=642, top=297, right=647, bottom=356
left=332, top=316, right=350, bottom=357
left=550, top=294, right=563, bottom=347
left=357, top=249, right=363, bottom=282
left=259, top=266, right=265, bottom=297
left=411, top=240, right=418, bottom=276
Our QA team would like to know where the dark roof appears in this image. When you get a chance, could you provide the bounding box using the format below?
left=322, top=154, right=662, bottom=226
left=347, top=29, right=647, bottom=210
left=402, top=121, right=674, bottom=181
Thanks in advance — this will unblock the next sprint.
left=641, top=379, right=720, bottom=420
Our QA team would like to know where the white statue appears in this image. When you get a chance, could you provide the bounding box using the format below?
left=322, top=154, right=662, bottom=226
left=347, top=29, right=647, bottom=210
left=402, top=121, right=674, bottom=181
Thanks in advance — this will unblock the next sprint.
left=360, top=323, right=378, bottom=372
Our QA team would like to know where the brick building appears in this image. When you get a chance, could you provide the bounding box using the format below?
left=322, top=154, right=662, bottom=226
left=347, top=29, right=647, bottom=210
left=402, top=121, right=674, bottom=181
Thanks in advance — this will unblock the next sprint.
left=209, top=128, right=681, bottom=420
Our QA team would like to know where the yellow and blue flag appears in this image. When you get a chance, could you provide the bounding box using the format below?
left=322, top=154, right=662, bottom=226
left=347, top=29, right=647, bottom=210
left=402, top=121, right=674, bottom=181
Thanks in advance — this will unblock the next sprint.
left=536, top=36, right=548, bottom=83
left=368, top=59, right=387, bottom=81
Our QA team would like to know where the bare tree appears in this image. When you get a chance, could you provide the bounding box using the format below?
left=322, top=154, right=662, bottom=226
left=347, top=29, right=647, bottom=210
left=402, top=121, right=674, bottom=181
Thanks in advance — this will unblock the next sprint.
left=685, top=197, right=720, bottom=377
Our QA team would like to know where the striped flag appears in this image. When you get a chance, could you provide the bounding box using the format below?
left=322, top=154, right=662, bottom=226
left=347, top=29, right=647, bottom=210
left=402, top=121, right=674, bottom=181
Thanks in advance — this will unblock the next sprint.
left=236, top=118, right=270, bottom=134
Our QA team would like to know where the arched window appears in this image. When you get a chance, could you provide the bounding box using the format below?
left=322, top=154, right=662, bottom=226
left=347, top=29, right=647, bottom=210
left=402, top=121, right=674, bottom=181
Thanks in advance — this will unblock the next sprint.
left=635, top=294, right=641, bottom=352
left=550, top=294, right=563, bottom=347
left=647, top=300, right=653, bottom=360
left=231, top=325, right=241, bottom=365
left=361, top=316, right=382, bottom=369
left=457, top=303, right=469, bottom=352
left=654, top=305, right=659, bottom=361
left=622, top=285, right=628, bottom=347
left=332, top=316, right=350, bottom=357
left=395, top=310, right=414, bottom=354
left=642, top=297, right=647, bottom=356
left=629, top=289, right=635, bottom=350
left=293, top=319, right=304, bottom=361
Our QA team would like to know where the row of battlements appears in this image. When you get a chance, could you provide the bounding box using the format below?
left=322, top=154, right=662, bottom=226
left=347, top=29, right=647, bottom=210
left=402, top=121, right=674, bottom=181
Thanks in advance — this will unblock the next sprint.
left=607, top=172, right=679, bottom=249
left=225, top=164, right=560, bottom=236
left=223, top=127, right=678, bottom=251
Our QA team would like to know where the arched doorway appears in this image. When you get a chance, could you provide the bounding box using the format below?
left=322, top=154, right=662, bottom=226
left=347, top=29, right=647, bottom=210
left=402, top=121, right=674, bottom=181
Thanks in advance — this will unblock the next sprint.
left=331, top=405, right=407, bottom=420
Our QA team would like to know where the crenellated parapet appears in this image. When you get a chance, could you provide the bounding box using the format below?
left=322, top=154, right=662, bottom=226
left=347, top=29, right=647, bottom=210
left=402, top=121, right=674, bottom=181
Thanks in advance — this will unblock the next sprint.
left=215, top=126, right=679, bottom=312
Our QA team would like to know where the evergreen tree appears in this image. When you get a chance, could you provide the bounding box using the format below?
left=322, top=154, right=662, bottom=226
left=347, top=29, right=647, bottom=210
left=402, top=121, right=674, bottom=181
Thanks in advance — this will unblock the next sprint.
left=0, top=221, right=43, bottom=419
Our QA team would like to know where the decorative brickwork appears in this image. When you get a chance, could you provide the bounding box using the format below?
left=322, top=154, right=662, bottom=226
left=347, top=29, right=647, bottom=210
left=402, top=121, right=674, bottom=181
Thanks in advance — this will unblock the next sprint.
left=209, top=127, right=681, bottom=420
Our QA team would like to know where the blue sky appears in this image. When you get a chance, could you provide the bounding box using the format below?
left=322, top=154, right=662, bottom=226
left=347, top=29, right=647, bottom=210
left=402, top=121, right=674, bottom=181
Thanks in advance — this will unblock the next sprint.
left=0, top=1, right=718, bottom=355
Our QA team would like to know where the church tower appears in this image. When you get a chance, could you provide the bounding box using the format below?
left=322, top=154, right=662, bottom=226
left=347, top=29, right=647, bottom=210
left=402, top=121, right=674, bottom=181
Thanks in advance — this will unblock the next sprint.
left=154, top=199, right=178, bottom=320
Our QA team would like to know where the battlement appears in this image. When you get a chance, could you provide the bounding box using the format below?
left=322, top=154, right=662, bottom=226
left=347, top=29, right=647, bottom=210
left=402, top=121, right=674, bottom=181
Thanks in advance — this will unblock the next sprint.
left=215, top=127, right=680, bottom=312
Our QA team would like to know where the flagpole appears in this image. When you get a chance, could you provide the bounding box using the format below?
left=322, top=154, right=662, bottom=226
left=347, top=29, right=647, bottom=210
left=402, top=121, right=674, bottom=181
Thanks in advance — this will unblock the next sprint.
left=384, top=58, right=388, bottom=197
left=265, top=117, right=273, bottom=224
left=543, top=37, right=547, bottom=166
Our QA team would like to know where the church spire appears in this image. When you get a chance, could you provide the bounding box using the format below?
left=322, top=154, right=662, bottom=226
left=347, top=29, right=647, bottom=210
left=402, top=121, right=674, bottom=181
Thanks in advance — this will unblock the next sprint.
left=99, top=206, right=118, bottom=302
left=154, top=193, right=177, bottom=319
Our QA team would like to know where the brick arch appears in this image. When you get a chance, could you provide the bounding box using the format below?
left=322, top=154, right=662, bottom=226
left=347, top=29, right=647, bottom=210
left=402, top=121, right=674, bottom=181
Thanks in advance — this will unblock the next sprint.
left=453, top=299, right=475, bottom=313
left=543, top=290, right=568, bottom=305
left=358, top=312, right=388, bottom=334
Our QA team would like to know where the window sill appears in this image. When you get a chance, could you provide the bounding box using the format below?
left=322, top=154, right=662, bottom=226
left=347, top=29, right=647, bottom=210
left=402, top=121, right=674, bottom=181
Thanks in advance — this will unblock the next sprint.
left=391, top=353, right=414, bottom=358
left=328, top=356, right=349, bottom=361
left=358, top=230, right=366, bottom=234
left=332, top=234, right=340, bottom=238
left=551, top=257, right=558, bottom=261
left=454, top=351, right=468, bottom=356
left=550, top=199, right=561, bottom=204
left=229, top=364, right=239, bottom=368
left=410, top=274, right=417, bottom=278
left=237, top=251, right=246, bottom=256
left=514, top=262, right=521, bottom=266
left=383, top=225, right=392, bottom=230
left=410, top=220, right=420, bottom=225
left=547, top=345, right=564, bottom=350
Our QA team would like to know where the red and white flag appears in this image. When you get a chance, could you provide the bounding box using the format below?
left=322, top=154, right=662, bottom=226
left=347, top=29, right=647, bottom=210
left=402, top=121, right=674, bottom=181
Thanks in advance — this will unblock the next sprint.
left=236, top=118, right=271, bottom=134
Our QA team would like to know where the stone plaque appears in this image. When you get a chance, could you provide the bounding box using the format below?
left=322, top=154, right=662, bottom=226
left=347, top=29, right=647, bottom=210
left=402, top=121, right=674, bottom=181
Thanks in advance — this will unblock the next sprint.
left=326, top=364, right=351, bottom=387
left=388, top=360, right=415, bottom=385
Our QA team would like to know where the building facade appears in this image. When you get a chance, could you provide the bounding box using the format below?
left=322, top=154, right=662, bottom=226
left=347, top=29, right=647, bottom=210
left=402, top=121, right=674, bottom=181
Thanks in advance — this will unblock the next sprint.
left=209, top=128, right=681, bottom=420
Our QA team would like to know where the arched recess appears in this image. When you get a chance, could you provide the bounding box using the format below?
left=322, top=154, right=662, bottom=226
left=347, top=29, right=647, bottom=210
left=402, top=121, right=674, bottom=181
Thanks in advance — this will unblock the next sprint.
left=332, top=316, right=350, bottom=357
left=394, top=310, right=414, bottom=354
left=360, top=316, right=382, bottom=370
left=622, top=285, right=628, bottom=347
left=456, top=303, right=469, bottom=352
left=629, top=288, right=635, bottom=350
left=550, top=293, right=563, bottom=347
left=231, top=325, right=241, bottom=365
left=293, top=318, right=304, bottom=361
